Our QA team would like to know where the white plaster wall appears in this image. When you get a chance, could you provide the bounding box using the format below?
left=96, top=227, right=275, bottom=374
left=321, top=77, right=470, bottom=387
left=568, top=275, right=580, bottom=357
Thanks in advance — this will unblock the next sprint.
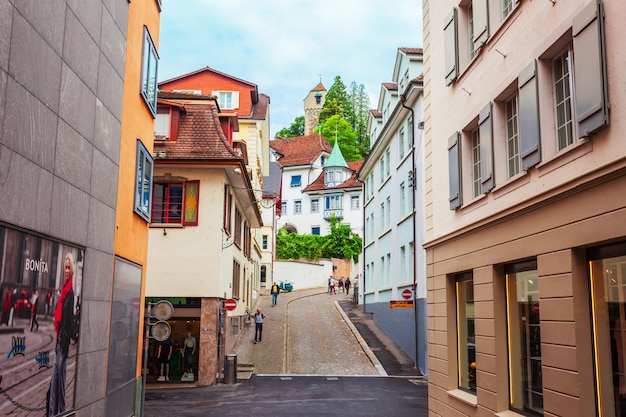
left=272, top=259, right=333, bottom=290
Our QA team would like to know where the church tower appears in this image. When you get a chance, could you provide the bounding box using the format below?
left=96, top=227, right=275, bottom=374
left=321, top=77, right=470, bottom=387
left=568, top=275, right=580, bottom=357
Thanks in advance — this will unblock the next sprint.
left=303, top=82, right=326, bottom=135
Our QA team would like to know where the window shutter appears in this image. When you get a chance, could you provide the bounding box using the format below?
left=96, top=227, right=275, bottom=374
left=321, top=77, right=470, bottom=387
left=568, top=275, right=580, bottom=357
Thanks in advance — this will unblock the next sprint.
left=473, top=0, right=490, bottom=51
left=479, top=103, right=494, bottom=193
left=444, top=8, right=459, bottom=86
left=232, top=91, right=240, bottom=109
left=448, top=132, right=462, bottom=210
left=572, top=0, right=609, bottom=138
left=183, top=180, right=200, bottom=226
left=518, top=60, right=541, bottom=170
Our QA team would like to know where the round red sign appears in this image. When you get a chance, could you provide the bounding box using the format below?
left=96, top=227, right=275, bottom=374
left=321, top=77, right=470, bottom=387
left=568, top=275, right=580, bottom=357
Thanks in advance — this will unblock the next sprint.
left=224, top=298, right=237, bottom=311
left=402, top=289, right=413, bottom=300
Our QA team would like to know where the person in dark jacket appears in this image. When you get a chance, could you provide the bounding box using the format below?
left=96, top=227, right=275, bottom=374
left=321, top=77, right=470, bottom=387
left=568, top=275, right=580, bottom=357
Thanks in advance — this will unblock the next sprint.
left=270, top=282, right=280, bottom=306
left=48, top=253, right=77, bottom=416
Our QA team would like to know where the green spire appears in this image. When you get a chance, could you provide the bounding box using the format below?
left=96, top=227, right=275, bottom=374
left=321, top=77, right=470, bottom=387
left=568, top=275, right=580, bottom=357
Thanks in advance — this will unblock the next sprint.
left=326, top=137, right=348, bottom=168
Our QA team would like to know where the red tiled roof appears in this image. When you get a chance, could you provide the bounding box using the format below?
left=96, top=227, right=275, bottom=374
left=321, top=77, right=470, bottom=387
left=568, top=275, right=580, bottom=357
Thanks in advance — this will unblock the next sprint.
left=153, top=100, right=242, bottom=162
left=270, top=134, right=332, bottom=167
left=382, top=82, right=398, bottom=90
left=370, top=109, right=382, bottom=118
left=245, top=93, right=270, bottom=120
left=303, top=160, right=364, bottom=192
left=310, top=82, right=326, bottom=92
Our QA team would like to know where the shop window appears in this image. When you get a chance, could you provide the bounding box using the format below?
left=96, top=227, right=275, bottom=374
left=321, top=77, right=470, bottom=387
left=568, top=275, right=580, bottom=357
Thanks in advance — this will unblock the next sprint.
left=456, top=272, right=476, bottom=392
left=505, top=261, right=542, bottom=414
left=589, top=242, right=626, bottom=416
left=134, top=140, right=154, bottom=222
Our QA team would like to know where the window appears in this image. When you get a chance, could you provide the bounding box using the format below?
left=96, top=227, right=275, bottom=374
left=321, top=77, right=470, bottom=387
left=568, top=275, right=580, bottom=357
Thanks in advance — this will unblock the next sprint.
left=294, top=200, right=302, bottom=215
left=234, top=210, right=242, bottom=247
left=232, top=260, right=241, bottom=298
left=379, top=156, right=385, bottom=184
left=223, top=185, right=233, bottom=233
left=134, top=140, right=153, bottom=222
left=588, top=243, right=626, bottom=416
left=154, top=108, right=170, bottom=140
left=385, top=148, right=391, bottom=178
left=151, top=180, right=199, bottom=225
left=351, top=195, right=360, bottom=210
left=399, top=182, right=406, bottom=217
left=400, top=246, right=406, bottom=283
left=380, top=201, right=385, bottom=231
left=311, top=226, right=320, bottom=235
left=553, top=49, right=574, bottom=151
left=290, top=175, right=301, bottom=187
left=468, top=3, right=475, bottom=60
left=502, top=0, right=514, bottom=19
left=152, top=183, right=182, bottom=223
left=141, top=26, right=159, bottom=117
left=211, top=91, right=240, bottom=110
left=505, top=95, right=521, bottom=178
left=262, top=235, right=268, bottom=250
left=385, top=196, right=391, bottom=230
left=399, top=128, right=405, bottom=159
left=281, top=201, right=287, bottom=214
left=456, top=272, right=475, bottom=393
left=506, top=261, right=541, bottom=414
left=471, top=128, right=481, bottom=198
left=311, top=199, right=319, bottom=213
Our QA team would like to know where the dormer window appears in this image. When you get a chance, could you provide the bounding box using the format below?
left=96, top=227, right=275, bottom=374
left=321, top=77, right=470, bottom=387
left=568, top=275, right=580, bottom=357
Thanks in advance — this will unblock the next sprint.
left=154, top=108, right=170, bottom=140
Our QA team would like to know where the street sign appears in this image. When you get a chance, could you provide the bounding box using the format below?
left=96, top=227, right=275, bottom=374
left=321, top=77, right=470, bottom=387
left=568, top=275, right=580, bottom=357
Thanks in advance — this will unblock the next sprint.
left=390, top=300, right=413, bottom=309
left=224, top=298, right=237, bottom=311
left=401, top=289, right=413, bottom=300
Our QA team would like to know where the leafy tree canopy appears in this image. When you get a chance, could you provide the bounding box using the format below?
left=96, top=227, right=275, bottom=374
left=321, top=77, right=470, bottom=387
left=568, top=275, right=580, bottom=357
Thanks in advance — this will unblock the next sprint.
left=276, top=216, right=362, bottom=263
left=320, top=115, right=362, bottom=162
left=275, top=115, right=305, bottom=138
left=320, top=76, right=353, bottom=125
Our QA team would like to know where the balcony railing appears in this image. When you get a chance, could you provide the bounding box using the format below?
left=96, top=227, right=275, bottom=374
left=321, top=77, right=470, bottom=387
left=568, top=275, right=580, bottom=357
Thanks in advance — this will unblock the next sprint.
left=323, top=209, right=343, bottom=220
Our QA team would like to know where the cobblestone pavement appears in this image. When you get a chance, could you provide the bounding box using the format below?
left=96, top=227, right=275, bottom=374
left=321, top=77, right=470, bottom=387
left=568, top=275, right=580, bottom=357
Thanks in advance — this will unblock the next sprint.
left=232, top=287, right=382, bottom=376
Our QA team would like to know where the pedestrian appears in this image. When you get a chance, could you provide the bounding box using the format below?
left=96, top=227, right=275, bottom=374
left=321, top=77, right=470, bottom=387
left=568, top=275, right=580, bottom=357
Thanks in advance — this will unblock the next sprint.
left=30, top=290, right=39, bottom=331
left=338, top=277, right=344, bottom=293
left=344, top=277, right=351, bottom=296
left=329, top=277, right=336, bottom=295
left=270, top=282, right=280, bottom=307
left=254, top=308, right=265, bottom=343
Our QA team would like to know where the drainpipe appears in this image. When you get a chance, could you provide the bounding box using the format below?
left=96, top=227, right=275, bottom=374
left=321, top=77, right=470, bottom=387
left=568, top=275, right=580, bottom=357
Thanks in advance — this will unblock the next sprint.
left=400, top=93, right=419, bottom=370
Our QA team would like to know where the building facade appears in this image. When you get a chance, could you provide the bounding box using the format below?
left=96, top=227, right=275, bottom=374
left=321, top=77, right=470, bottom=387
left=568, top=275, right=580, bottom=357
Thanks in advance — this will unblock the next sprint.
left=424, top=0, right=626, bottom=416
left=359, top=48, right=427, bottom=372
left=145, top=93, right=262, bottom=387
left=304, top=82, right=327, bottom=135
left=0, top=1, right=160, bottom=416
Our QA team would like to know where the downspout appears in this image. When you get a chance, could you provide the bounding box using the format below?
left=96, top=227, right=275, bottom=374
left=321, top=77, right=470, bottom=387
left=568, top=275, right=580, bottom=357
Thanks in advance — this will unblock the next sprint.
left=400, top=93, right=418, bottom=370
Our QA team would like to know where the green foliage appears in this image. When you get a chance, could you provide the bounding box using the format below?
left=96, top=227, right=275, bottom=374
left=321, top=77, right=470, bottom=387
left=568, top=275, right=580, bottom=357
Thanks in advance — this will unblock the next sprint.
left=275, top=216, right=362, bottom=263
left=318, top=98, right=344, bottom=126
left=320, top=115, right=362, bottom=162
left=320, top=76, right=352, bottom=125
left=275, top=115, right=305, bottom=138
left=347, top=82, right=371, bottom=156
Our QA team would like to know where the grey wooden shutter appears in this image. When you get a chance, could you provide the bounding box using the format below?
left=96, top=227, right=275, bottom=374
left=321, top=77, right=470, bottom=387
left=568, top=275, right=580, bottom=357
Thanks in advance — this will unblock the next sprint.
left=448, top=132, right=462, bottom=210
left=572, top=0, right=609, bottom=138
left=473, top=0, right=489, bottom=51
left=518, top=60, right=541, bottom=170
left=444, top=9, right=459, bottom=86
left=479, top=103, right=494, bottom=193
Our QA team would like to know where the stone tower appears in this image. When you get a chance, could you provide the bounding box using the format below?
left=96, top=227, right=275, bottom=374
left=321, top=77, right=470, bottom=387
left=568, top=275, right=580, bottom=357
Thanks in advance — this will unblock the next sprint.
left=303, top=82, right=327, bottom=135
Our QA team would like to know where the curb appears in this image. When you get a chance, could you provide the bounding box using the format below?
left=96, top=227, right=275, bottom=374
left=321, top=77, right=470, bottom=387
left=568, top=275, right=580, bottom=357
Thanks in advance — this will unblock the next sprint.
left=333, top=300, right=388, bottom=377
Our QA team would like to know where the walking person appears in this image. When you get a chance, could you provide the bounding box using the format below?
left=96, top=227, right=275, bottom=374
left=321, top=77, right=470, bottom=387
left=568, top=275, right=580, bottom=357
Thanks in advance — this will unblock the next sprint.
left=344, top=277, right=351, bottom=296
left=30, top=290, right=39, bottom=331
left=254, top=308, right=265, bottom=344
left=270, top=282, right=280, bottom=307
left=329, top=277, right=336, bottom=295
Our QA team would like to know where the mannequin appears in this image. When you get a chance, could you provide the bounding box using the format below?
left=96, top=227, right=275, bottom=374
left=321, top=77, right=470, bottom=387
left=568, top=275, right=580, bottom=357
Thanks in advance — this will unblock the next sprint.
left=183, top=332, right=197, bottom=379
left=157, top=339, right=172, bottom=381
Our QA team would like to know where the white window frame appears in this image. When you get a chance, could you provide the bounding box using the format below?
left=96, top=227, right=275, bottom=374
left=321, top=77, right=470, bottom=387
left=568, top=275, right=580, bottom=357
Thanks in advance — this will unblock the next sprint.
left=553, top=48, right=575, bottom=151
left=294, top=199, right=302, bottom=215
left=505, top=95, right=521, bottom=178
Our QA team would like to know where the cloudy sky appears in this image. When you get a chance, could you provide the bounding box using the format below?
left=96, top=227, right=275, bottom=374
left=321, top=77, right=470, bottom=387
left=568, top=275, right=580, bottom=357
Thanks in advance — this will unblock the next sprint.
left=158, top=1, right=424, bottom=138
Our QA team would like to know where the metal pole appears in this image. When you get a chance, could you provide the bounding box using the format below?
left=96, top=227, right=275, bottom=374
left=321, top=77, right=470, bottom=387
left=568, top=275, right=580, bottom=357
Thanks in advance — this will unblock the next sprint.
left=140, top=303, right=151, bottom=417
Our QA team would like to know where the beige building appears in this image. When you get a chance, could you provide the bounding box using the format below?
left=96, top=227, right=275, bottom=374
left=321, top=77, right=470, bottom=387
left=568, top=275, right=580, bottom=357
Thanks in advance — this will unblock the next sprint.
left=423, top=0, right=626, bottom=416
left=304, top=82, right=327, bottom=135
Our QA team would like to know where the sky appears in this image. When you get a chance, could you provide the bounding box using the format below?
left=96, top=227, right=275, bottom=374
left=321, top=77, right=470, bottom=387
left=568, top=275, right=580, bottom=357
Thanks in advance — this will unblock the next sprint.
left=158, top=1, right=424, bottom=138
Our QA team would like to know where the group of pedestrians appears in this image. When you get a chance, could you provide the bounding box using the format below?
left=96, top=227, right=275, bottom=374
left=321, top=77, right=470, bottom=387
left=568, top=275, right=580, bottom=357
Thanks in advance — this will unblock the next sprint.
left=328, top=276, right=351, bottom=295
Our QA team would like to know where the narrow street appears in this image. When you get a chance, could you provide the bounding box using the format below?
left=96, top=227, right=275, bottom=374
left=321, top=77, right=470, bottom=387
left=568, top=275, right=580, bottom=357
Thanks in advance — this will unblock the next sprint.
left=144, top=288, right=427, bottom=416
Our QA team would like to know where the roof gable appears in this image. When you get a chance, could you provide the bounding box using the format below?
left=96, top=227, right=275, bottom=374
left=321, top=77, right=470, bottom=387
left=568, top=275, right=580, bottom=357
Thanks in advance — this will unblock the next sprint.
left=270, top=134, right=332, bottom=167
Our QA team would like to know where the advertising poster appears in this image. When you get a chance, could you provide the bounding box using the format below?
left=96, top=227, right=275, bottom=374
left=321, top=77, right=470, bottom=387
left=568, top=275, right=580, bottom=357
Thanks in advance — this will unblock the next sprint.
left=0, top=225, right=83, bottom=416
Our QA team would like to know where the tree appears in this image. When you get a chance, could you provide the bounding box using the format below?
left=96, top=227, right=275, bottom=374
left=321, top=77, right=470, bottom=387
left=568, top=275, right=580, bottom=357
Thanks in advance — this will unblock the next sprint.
left=319, top=76, right=352, bottom=125
left=275, top=115, right=305, bottom=138
left=317, top=98, right=344, bottom=126
left=321, top=215, right=362, bottom=263
left=347, top=82, right=371, bottom=156
left=320, top=115, right=362, bottom=162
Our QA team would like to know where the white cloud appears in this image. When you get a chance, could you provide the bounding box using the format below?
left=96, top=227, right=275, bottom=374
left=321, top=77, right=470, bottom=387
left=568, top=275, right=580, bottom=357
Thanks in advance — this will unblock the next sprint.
left=159, top=0, right=423, bottom=137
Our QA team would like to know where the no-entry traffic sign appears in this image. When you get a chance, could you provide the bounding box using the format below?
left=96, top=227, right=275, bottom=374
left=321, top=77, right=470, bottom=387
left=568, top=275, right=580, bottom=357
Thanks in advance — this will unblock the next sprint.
left=224, top=298, right=237, bottom=311
left=401, top=289, right=413, bottom=300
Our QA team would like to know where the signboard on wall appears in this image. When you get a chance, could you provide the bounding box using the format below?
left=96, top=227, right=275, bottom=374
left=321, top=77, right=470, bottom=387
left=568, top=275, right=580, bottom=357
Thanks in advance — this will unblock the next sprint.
left=0, top=224, right=84, bottom=416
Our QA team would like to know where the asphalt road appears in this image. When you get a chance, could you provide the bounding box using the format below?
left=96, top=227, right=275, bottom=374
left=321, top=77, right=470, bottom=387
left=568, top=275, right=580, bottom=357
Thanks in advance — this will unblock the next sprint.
left=144, top=375, right=428, bottom=417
